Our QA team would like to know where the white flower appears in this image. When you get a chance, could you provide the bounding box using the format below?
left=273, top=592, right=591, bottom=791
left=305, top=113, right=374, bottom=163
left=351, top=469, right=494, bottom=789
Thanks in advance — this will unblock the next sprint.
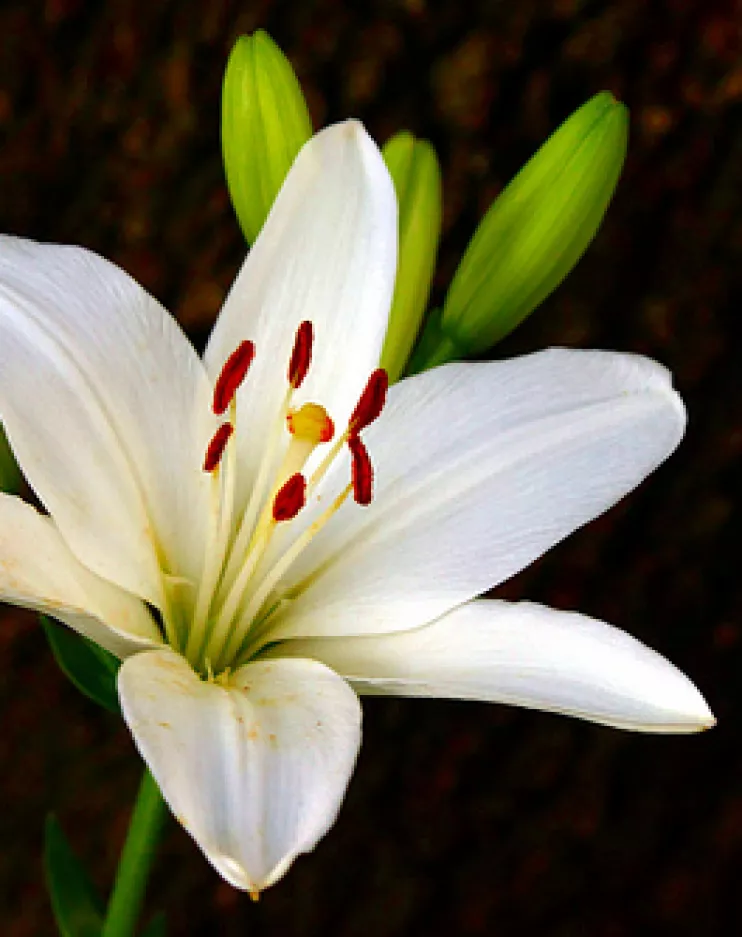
left=0, top=121, right=713, bottom=896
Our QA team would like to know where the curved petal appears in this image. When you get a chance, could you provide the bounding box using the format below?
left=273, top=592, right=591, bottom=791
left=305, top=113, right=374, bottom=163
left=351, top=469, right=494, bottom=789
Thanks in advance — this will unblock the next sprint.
left=0, top=494, right=161, bottom=658
left=205, top=121, right=397, bottom=510
left=273, top=600, right=714, bottom=733
left=118, top=648, right=362, bottom=893
left=266, top=349, right=686, bottom=642
left=0, top=236, right=213, bottom=606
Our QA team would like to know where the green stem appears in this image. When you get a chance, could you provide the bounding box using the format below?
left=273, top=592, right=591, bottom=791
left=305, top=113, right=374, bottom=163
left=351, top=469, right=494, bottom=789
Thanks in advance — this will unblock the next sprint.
left=101, top=769, right=168, bottom=937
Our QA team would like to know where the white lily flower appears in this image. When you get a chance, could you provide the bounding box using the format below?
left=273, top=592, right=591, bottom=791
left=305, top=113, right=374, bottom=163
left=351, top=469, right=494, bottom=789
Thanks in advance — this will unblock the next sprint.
left=0, top=121, right=712, bottom=895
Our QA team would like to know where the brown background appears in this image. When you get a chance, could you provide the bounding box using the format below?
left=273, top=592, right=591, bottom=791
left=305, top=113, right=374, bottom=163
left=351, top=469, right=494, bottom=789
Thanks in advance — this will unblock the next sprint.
left=0, top=0, right=740, bottom=934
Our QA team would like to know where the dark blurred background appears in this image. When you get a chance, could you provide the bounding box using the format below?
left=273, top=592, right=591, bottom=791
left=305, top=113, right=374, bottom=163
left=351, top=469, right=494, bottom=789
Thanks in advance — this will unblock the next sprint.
left=0, top=0, right=740, bottom=934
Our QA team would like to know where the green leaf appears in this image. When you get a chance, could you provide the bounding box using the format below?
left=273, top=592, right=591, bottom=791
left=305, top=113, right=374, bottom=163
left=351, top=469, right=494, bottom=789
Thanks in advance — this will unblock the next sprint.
left=41, top=616, right=120, bottom=714
left=0, top=424, right=21, bottom=493
left=141, top=913, right=167, bottom=937
left=44, top=815, right=104, bottom=937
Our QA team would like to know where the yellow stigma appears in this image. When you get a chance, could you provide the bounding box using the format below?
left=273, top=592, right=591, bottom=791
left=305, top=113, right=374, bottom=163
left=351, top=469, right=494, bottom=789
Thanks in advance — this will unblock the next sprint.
left=286, top=402, right=334, bottom=444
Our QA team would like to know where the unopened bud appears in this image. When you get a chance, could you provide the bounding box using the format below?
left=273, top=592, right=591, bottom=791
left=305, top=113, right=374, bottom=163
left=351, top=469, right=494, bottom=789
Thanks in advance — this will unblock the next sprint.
left=379, top=132, right=442, bottom=383
left=221, top=30, right=312, bottom=244
left=439, top=91, right=628, bottom=361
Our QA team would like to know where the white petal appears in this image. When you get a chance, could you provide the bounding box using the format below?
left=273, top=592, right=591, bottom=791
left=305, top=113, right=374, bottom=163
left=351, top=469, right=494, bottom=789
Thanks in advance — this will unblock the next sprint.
left=205, top=121, right=397, bottom=510
left=118, top=649, right=362, bottom=892
left=0, top=236, right=213, bottom=605
left=275, top=600, right=714, bottom=733
left=267, top=349, right=686, bottom=642
left=0, top=494, right=161, bottom=657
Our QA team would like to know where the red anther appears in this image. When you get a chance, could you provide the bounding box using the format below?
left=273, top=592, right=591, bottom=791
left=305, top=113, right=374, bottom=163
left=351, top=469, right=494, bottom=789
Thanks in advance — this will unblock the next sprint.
left=349, top=369, right=388, bottom=434
left=288, top=321, right=313, bottom=389
left=212, top=340, right=255, bottom=415
left=203, top=423, right=234, bottom=472
left=273, top=473, right=307, bottom=522
left=348, top=434, right=373, bottom=505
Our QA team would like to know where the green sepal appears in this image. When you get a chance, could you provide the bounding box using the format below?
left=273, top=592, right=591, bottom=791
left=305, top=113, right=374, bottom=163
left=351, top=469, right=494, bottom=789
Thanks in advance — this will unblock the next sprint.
left=141, top=912, right=167, bottom=937
left=222, top=30, right=313, bottom=244
left=41, top=616, right=120, bottom=714
left=439, top=91, right=628, bottom=362
left=44, top=814, right=104, bottom=937
left=380, top=132, right=443, bottom=383
left=0, top=425, right=21, bottom=493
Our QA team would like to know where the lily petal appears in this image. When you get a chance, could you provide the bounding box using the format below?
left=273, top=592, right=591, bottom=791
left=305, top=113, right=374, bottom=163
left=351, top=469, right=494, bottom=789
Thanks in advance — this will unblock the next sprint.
left=274, top=599, right=715, bottom=733
left=118, top=648, right=362, bottom=892
left=0, top=494, right=161, bottom=657
left=205, top=121, right=397, bottom=510
left=0, top=236, right=213, bottom=606
left=267, top=349, right=686, bottom=642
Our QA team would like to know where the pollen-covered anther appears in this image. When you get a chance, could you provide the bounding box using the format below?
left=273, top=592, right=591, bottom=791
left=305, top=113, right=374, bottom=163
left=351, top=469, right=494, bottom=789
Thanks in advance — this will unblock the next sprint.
left=348, top=434, right=374, bottom=505
left=287, top=403, right=335, bottom=444
left=272, top=473, right=307, bottom=522
left=212, top=340, right=255, bottom=415
left=203, top=423, right=234, bottom=473
left=288, top=320, right=313, bottom=389
left=349, top=368, right=388, bottom=434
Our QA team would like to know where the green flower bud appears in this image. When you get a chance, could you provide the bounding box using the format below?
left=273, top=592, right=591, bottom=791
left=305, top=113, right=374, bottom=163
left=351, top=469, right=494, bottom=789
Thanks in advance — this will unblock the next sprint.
left=379, top=132, right=443, bottom=383
left=0, top=426, right=20, bottom=493
left=438, top=91, right=628, bottom=362
left=221, top=31, right=313, bottom=244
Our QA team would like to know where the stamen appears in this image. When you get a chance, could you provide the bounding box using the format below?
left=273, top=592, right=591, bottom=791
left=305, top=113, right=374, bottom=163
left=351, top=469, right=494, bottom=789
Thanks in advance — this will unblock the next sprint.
left=203, top=423, right=233, bottom=472
left=288, top=320, right=313, bottom=389
left=350, top=369, right=388, bottom=433
left=348, top=434, right=374, bottom=505
left=272, top=473, right=307, bottom=522
left=212, top=340, right=255, bottom=415
left=287, top=402, right=335, bottom=444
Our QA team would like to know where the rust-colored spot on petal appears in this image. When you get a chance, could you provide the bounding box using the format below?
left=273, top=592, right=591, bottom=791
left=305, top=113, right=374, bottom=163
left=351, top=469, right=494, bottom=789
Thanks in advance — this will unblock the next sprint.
left=203, top=423, right=233, bottom=472
left=213, top=340, right=255, bottom=414
left=348, top=434, right=373, bottom=505
left=272, top=473, right=307, bottom=521
left=288, top=320, right=313, bottom=389
left=350, top=369, right=388, bottom=433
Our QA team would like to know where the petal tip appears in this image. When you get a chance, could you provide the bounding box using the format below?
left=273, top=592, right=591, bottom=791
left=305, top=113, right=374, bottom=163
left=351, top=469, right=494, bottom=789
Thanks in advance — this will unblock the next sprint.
left=213, top=854, right=261, bottom=894
left=340, top=117, right=365, bottom=138
left=213, top=850, right=298, bottom=895
left=686, top=700, right=716, bottom=734
left=320, top=118, right=370, bottom=151
left=659, top=680, right=716, bottom=734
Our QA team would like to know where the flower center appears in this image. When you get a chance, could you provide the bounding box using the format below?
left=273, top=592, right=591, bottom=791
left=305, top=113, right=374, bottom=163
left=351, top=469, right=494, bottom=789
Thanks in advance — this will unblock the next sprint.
left=180, top=321, right=388, bottom=676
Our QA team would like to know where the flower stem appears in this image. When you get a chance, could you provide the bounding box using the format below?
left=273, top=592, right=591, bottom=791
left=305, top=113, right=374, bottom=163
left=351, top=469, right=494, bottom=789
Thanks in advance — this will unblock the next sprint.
left=100, top=768, right=168, bottom=937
